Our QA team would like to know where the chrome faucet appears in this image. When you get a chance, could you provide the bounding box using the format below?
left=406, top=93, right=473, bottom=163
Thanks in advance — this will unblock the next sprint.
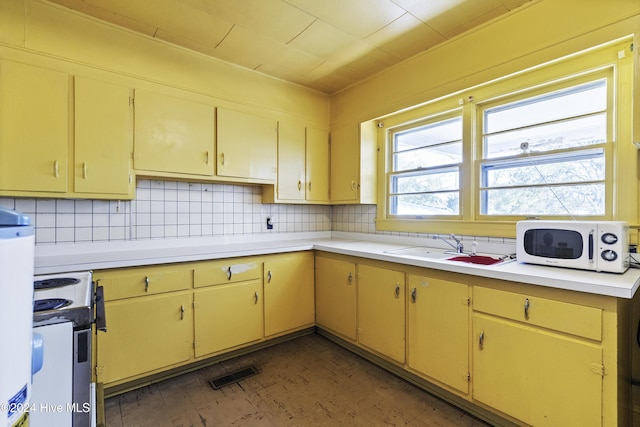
left=432, top=234, right=464, bottom=253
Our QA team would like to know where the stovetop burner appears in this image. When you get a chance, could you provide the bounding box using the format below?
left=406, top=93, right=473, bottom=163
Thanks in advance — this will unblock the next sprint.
left=34, top=277, right=80, bottom=290
left=33, top=298, right=73, bottom=312
left=33, top=271, right=93, bottom=328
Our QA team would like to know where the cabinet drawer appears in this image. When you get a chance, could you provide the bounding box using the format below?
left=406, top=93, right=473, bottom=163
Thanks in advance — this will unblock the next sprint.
left=95, top=266, right=192, bottom=301
left=473, top=287, right=602, bottom=341
left=194, top=259, right=262, bottom=288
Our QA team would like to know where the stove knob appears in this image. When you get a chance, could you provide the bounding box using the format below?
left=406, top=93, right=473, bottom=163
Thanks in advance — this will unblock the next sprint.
left=601, top=250, right=618, bottom=262
left=601, top=233, right=618, bottom=245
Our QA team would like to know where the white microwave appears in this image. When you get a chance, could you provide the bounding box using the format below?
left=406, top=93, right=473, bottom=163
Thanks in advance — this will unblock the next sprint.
left=516, top=220, right=629, bottom=273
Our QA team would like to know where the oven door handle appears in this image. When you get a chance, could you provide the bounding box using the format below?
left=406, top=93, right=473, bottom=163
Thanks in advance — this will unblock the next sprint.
left=95, top=284, right=107, bottom=332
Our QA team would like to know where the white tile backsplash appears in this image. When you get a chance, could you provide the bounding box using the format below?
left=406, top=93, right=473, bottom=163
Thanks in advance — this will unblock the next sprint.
left=0, top=179, right=514, bottom=247
left=0, top=180, right=332, bottom=245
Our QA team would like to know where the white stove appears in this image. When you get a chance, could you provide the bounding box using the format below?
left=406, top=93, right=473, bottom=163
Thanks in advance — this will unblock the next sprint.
left=31, top=271, right=95, bottom=427
left=33, top=271, right=93, bottom=328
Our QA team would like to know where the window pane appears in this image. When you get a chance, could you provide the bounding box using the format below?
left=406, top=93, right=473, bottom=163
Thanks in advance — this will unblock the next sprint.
left=394, top=117, right=462, bottom=152
left=482, top=184, right=604, bottom=216
left=394, top=142, right=462, bottom=170
left=484, top=152, right=604, bottom=187
left=393, top=170, right=459, bottom=193
left=392, top=192, right=460, bottom=215
left=484, top=114, right=606, bottom=159
left=484, top=79, right=606, bottom=134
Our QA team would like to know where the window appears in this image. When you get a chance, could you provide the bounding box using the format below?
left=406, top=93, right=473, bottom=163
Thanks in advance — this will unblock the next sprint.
left=376, top=39, right=634, bottom=236
left=479, top=77, right=609, bottom=217
left=389, top=113, right=462, bottom=216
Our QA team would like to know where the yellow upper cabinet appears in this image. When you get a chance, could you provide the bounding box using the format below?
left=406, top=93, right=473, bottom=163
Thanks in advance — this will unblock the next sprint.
left=305, top=127, right=330, bottom=202
left=216, top=108, right=277, bottom=182
left=264, top=121, right=329, bottom=203
left=330, top=122, right=377, bottom=204
left=74, top=77, right=133, bottom=197
left=272, top=121, right=306, bottom=201
left=133, top=89, right=214, bottom=176
left=0, top=60, right=68, bottom=194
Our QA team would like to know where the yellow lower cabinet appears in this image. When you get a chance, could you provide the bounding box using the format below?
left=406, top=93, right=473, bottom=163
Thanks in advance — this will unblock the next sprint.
left=193, top=279, right=263, bottom=358
left=357, top=264, right=405, bottom=363
left=315, top=255, right=357, bottom=340
left=263, top=252, right=315, bottom=337
left=407, top=275, right=469, bottom=394
left=473, top=313, right=602, bottom=426
left=96, top=291, right=193, bottom=385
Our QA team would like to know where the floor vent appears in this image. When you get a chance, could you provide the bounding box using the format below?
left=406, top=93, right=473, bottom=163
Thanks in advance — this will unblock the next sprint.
left=208, top=366, right=259, bottom=390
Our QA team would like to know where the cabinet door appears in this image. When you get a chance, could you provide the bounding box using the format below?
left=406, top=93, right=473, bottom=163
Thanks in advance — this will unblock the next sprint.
left=217, top=108, right=277, bottom=181
left=407, top=275, right=469, bottom=394
left=0, top=60, right=68, bottom=193
left=315, top=256, right=357, bottom=340
left=264, top=252, right=315, bottom=336
left=330, top=125, right=359, bottom=202
left=133, top=89, right=214, bottom=175
left=97, top=292, right=192, bottom=385
left=305, top=127, right=330, bottom=202
left=75, top=77, right=132, bottom=196
left=276, top=121, right=305, bottom=201
left=473, top=314, right=602, bottom=426
left=193, top=279, right=263, bottom=357
left=357, top=264, right=405, bottom=363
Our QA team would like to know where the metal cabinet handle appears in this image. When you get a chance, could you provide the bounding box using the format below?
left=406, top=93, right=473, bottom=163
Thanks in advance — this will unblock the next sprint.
left=524, top=298, right=530, bottom=320
left=95, top=284, right=107, bottom=332
left=227, top=267, right=232, bottom=280
left=394, top=284, right=400, bottom=298
left=83, top=162, right=88, bottom=179
left=347, top=272, right=353, bottom=284
left=54, top=160, right=60, bottom=178
left=411, top=287, right=417, bottom=303
left=144, top=276, right=150, bottom=292
left=220, top=152, right=225, bottom=166
left=254, top=291, right=259, bottom=304
left=308, top=182, right=312, bottom=191
left=205, top=151, right=210, bottom=164
left=479, top=331, right=485, bottom=349
left=180, top=304, right=185, bottom=320
left=267, top=270, right=272, bottom=283
left=297, top=180, right=302, bottom=191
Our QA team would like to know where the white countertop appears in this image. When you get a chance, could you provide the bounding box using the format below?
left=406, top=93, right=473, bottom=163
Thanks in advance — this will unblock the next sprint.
left=34, top=231, right=640, bottom=299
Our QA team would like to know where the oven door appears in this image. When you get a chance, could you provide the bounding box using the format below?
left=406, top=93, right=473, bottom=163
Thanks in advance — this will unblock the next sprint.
left=31, top=322, right=73, bottom=427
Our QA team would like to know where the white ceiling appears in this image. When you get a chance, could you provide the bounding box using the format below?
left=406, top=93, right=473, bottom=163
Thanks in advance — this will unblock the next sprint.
left=45, top=0, right=532, bottom=94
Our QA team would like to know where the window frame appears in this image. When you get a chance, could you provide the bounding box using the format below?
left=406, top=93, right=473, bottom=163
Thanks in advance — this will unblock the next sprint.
left=387, top=109, right=464, bottom=219
left=475, top=69, right=614, bottom=220
left=375, top=38, right=635, bottom=237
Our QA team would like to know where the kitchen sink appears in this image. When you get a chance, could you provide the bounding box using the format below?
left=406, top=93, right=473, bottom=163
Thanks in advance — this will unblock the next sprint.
left=446, top=254, right=504, bottom=265
left=385, top=246, right=513, bottom=265
left=383, top=247, right=452, bottom=259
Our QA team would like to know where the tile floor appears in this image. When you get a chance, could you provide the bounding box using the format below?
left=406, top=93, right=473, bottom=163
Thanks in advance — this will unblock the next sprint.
left=105, top=334, right=490, bottom=426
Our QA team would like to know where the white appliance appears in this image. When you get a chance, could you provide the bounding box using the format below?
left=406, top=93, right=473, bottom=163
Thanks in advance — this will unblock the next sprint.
left=516, top=220, right=629, bottom=273
left=32, top=271, right=95, bottom=427
left=0, top=207, right=35, bottom=427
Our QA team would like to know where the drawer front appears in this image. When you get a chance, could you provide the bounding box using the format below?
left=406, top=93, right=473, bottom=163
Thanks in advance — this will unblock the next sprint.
left=194, top=259, right=262, bottom=288
left=473, top=287, right=602, bottom=341
left=95, top=267, right=192, bottom=301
